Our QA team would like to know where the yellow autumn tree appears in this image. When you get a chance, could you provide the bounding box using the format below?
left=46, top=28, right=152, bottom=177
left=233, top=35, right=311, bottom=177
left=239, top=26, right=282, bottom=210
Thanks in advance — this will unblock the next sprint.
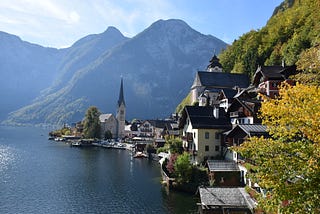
left=235, top=83, right=320, bottom=213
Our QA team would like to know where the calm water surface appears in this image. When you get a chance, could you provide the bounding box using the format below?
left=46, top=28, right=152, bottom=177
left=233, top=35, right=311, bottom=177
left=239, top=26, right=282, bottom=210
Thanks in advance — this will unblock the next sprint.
left=0, top=126, right=198, bottom=214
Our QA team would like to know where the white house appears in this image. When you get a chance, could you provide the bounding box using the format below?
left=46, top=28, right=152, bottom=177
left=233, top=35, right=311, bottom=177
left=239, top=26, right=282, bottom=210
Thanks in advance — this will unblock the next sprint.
left=179, top=105, right=231, bottom=164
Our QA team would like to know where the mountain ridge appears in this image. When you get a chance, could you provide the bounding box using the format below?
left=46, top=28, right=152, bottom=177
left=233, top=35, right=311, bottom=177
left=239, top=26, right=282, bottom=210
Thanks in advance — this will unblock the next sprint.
left=1, top=19, right=227, bottom=125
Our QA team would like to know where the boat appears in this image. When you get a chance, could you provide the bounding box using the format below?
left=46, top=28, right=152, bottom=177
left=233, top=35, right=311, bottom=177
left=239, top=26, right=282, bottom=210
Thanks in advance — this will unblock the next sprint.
left=70, top=141, right=81, bottom=147
left=133, top=152, right=148, bottom=158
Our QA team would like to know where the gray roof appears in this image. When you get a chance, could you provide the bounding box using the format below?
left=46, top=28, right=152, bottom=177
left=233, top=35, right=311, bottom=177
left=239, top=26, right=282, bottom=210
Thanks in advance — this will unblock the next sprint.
left=238, top=124, right=268, bottom=136
left=207, top=160, right=239, bottom=172
left=193, top=71, right=250, bottom=89
left=179, top=106, right=231, bottom=129
left=225, top=124, right=269, bottom=139
left=199, top=187, right=256, bottom=211
left=253, top=65, right=298, bottom=86
left=220, top=88, right=238, bottom=99
left=99, top=114, right=114, bottom=122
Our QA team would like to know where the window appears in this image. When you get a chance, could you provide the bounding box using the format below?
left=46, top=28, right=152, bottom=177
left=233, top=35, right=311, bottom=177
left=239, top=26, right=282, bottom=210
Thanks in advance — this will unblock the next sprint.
left=193, top=132, right=196, bottom=139
left=205, top=132, right=209, bottom=139
left=215, top=133, right=220, bottom=139
left=215, top=146, right=220, bottom=151
left=205, top=145, right=209, bottom=151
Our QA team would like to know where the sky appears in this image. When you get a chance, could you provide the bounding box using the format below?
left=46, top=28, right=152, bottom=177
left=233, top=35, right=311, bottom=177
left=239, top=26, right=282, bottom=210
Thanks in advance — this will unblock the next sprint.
left=0, top=0, right=283, bottom=48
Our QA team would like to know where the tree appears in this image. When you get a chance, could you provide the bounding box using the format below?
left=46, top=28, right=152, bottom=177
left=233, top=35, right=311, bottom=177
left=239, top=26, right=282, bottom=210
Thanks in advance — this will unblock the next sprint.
left=295, top=43, right=320, bottom=85
left=174, top=152, right=193, bottom=184
left=83, top=106, right=101, bottom=139
left=165, top=136, right=183, bottom=154
left=104, top=130, right=112, bottom=140
left=234, top=83, right=320, bottom=213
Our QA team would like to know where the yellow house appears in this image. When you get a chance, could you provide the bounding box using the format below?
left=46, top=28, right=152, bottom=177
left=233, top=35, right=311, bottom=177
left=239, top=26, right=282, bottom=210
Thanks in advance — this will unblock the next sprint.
left=179, top=105, right=231, bottom=164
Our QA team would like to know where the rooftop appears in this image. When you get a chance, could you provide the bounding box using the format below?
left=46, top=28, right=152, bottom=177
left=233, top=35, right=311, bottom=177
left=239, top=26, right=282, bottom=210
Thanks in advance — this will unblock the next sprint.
left=207, top=160, right=239, bottom=172
left=198, top=187, right=256, bottom=212
left=179, top=106, right=231, bottom=129
left=192, top=71, right=250, bottom=89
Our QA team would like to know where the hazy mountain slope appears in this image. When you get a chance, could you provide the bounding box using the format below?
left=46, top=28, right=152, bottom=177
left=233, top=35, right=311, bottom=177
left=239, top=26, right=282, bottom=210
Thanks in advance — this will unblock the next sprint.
left=4, top=19, right=227, bottom=125
left=0, top=32, right=64, bottom=120
left=44, top=27, right=129, bottom=95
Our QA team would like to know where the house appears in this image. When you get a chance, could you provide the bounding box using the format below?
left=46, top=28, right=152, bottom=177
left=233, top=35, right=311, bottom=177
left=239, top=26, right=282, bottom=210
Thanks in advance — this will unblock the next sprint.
left=190, top=54, right=250, bottom=105
left=162, top=121, right=179, bottom=138
left=207, top=160, right=242, bottom=187
left=179, top=105, right=231, bottom=164
left=223, top=124, right=269, bottom=186
left=139, top=120, right=154, bottom=138
left=217, top=88, right=239, bottom=112
left=227, top=95, right=261, bottom=125
left=198, top=187, right=256, bottom=214
left=253, top=65, right=297, bottom=98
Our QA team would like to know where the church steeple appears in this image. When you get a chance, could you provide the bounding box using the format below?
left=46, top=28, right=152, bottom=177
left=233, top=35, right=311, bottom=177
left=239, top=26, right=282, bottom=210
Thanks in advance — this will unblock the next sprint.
left=116, top=77, right=126, bottom=139
left=207, top=54, right=223, bottom=72
left=117, top=77, right=125, bottom=107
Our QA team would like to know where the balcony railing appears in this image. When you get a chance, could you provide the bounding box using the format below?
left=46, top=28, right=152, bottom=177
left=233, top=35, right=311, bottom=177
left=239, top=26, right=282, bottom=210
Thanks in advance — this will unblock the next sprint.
left=230, top=111, right=245, bottom=118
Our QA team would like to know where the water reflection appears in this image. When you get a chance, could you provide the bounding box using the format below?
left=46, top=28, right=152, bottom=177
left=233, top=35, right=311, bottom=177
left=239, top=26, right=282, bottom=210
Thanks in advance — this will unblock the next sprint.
left=0, top=126, right=198, bottom=214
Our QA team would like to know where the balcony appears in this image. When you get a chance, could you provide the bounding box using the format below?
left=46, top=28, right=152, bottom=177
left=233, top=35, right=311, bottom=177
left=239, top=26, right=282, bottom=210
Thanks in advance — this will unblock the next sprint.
left=230, top=111, right=244, bottom=118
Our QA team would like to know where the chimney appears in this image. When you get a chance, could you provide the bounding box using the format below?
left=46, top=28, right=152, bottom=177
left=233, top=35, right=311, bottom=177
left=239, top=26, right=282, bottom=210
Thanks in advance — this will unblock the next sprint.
left=213, top=106, right=219, bottom=119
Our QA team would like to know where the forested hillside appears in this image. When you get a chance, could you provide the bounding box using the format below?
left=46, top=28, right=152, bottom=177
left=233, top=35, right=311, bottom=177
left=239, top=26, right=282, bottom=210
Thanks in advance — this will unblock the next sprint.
left=219, top=0, right=320, bottom=84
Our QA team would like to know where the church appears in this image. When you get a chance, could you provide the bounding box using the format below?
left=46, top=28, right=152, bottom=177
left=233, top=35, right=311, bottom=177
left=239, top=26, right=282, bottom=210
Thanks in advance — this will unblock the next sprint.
left=190, top=54, right=250, bottom=106
left=99, top=78, right=126, bottom=139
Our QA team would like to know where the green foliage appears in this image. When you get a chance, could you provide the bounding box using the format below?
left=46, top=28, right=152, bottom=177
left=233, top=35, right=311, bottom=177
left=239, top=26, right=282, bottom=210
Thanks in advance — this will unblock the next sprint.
left=49, top=127, right=71, bottom=137
left=104, top=130, right=112, bottom=139
left=156, top=146, right=169, bottom=154
left=175, top=92, right=192, bottom=114
left=219, top=0, right=320, bottom=80
left=83, top=106, right=101, bottom=139
left=174, top=152, right=193, bottom=184
left=165, top=136, right=183, bottom=154
left=295, top=40, right=320, bottom=85
left=234, top=83, right=320, bottom=213
left=176, top=93, right=192, bottom=113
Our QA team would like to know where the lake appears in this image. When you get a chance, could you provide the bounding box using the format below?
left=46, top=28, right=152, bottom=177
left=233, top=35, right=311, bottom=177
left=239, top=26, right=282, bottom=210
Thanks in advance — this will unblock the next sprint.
left=0, top=126, right=198, bottom=214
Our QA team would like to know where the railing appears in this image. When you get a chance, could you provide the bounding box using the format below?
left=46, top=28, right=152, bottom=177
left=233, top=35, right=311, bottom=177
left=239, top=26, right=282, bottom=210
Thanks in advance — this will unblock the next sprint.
left=230, top=111, right=244, bottom=117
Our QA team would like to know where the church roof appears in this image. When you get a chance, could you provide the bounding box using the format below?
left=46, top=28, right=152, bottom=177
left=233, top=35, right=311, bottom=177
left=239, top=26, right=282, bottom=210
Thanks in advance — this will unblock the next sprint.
left=99, top=114, right=114, bottom=122
left=191, top=71, right=250, bottom=89
left=118, top=78, right=125, bottom=107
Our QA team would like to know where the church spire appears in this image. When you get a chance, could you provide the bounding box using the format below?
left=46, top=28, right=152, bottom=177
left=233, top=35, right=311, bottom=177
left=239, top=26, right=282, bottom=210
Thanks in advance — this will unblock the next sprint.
left=117, top=78, right=125, bottom=107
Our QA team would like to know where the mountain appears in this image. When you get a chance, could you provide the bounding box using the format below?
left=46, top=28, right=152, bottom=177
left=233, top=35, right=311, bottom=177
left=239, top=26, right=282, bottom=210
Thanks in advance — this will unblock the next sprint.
left=219, top=0, right=320, bottom=80
left=0, top=31, right=64, bottom=120
left=46, top=26, right=129, bottom=94
left=3, top=19, right=227, bottom=125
